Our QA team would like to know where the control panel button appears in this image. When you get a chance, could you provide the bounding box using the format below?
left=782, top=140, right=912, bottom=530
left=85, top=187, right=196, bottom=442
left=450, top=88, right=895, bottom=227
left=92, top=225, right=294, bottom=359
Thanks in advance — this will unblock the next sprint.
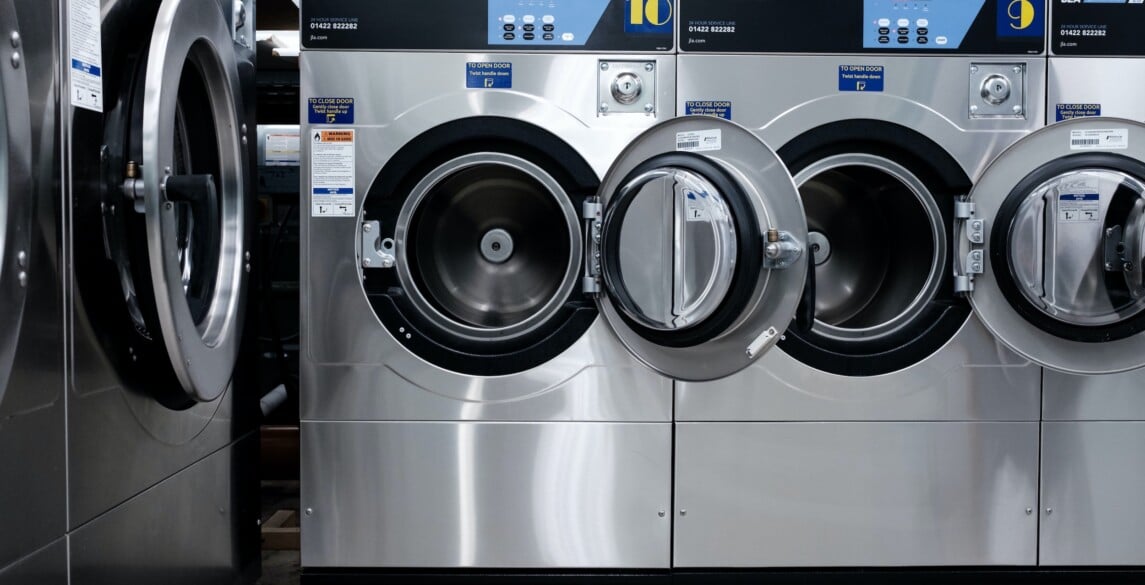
left=523, top=24, right=535, bottom=32
left=523, top=32, right=535, bottom=40
left=917, top=36, right=928, bottom=44
left=980, top=74, right=1012, bottom=105
left=936, top=36, right=948, bottom=45
left=503, top=23, right=515, bottom=32
left=611, top=72, right=643, bottom=105
left=897, top=27, right=909, bottom=35
left=543, top=32, right=554, bottom=41
left=897, top=35, right=909, bottom=44
left=878, top=35, right=890, bottom=44
left=522, top=14, right=536, bottom=24
left=543, top=24, right=555, bottom=32
left=542, top=15, right=555, bottom=24
left=503, top=32, right=516, bottom=41
left=916, top=18, right=929, bottom=27
left=879, top=27, right=890, bottom=35
left=917, top=27, right=928, bottom=35
left=562, top=32, right=574, bottom=41
left=897, top=18, right=910, bottom=27
left=878, top=18, right=891, bottom=27
left=503, top=14, right=516, bottom=24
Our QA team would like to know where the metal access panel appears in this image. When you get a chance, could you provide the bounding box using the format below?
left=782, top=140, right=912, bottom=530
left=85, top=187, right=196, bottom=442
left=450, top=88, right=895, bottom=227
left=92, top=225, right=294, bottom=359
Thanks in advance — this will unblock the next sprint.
left=1044, top=370, right=1145, bottom=421
left=1041, top=422, right=1145, bottom=566
left=302, top=421, right=673, bottom=568
left=674, top=422, right=1039, bottom=567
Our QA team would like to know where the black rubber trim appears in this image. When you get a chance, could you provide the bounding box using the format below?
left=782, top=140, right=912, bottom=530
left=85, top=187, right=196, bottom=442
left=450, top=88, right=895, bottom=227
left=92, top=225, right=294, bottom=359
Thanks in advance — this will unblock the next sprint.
left=992, top=152, right=1145, bottom=343
left=775, top=120, right=972, bottom=377
left=361, top=117, right=598, bottom=376
left=600, top=152, right=763, bottom=349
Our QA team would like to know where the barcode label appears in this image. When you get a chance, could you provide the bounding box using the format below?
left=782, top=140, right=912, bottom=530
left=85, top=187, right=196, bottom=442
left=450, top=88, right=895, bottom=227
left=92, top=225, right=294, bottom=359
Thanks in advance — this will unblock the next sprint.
left=1070, top=128, right=1129, bottom=151
left=677, top=129, right=722, bottom=153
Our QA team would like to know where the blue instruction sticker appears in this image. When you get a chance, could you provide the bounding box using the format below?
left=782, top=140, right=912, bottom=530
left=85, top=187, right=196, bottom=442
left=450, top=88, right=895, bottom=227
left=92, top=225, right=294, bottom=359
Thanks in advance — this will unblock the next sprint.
left=839, top=65, right=884, bottom=92
left=1058, top=193, right=1100, bottom=223
left=685, top=101, right=733, bottom=120
left=1056, top=104, right=1102, bottom=122
left=467, top=62, right=513, bottom=89
left=308, top=98, right=354, bottom=125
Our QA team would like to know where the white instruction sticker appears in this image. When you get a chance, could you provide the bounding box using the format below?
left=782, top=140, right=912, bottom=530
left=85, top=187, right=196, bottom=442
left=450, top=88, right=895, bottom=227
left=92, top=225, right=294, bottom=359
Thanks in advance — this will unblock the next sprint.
left=1058, top=193, right=1101, bottom=223
left=677, top=129, right=722, bottom=153
left=684, top=195, right=709, bottom=222
left=311, top=130, right=355, bottom=217
left=1071, top=128, right=1129, bottom=151
left=68, top=0, right=103, bottom=112
left=265, top=132, right=301, bottom=166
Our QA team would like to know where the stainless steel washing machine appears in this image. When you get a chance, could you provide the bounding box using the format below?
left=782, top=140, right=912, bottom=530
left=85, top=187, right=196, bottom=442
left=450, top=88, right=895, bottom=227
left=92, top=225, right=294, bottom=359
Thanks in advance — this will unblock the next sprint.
left=673, top=0, right=1048, bottom=567
left=298, top=0, right=836, bottom=572
left=1038, top=1, right=1145, bottom=567
left=0, top=0, right=66, bottom=583
left=62, top=0, right=259, bottom=582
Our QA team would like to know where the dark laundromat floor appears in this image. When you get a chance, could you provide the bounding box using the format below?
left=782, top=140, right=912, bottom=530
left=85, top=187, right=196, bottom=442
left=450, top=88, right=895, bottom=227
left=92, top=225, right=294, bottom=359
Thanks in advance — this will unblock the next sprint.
left=259, top=481, right=301, bottom=585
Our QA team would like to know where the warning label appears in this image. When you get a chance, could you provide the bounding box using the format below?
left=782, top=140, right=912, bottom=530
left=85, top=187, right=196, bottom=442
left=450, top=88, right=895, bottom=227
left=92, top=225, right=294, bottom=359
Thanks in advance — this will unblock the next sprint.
left=311, top=130, right=355, bottom=218
left=69, top=0, right=103, bottom=112
left=308, top=98, right=355, bottom=125
left=685, top=101, right=733, bottom=120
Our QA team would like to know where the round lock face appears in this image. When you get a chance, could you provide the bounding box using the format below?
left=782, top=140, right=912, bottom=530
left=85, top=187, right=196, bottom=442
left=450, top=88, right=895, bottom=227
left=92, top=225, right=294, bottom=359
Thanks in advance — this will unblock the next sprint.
left=606, top=167, right=739, bottom=332
left=1006, top=169, right=1145, bottom=332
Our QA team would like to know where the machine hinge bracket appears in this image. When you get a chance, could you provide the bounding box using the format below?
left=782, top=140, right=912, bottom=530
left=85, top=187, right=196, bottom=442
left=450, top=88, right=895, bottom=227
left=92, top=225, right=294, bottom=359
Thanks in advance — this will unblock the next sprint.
left=953, top=199, right=985, bottom=294
left=360, top=220, right=396, bottom=269
left=761, top=228, right=804, bottom=270
left=582, top=198, right=603, bottom=295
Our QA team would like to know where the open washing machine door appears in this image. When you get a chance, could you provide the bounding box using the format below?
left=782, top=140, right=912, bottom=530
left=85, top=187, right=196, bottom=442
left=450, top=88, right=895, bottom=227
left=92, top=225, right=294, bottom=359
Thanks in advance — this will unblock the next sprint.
left=0, top=0, right=30, bottom=406
left=590, top=117, right=809, bottom=381
left=960, top=118, right=1145, bottom=375
left=97, top=0, right=248, bottom=406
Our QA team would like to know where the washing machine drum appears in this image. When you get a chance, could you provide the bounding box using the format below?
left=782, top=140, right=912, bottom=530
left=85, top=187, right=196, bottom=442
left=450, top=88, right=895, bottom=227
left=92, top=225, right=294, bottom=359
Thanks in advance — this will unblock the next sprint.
left=403, top=154, right=580, bottom=338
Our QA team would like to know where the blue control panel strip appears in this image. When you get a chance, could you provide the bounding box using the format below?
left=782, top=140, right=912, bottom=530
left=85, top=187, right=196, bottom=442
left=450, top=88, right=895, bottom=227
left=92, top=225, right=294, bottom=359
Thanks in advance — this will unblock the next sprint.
left=488, top=0, right=610, bottom=46
left=863, top=0, right=984, bottom=50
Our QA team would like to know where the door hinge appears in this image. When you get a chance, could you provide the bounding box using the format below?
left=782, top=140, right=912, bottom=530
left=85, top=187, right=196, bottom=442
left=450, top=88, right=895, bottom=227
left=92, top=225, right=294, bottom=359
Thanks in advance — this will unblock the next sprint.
left=582, top=198, right=603, bottom=295
left=360, top=220, right=396, bottom=269
left=954, top=200, right=985, bottom=294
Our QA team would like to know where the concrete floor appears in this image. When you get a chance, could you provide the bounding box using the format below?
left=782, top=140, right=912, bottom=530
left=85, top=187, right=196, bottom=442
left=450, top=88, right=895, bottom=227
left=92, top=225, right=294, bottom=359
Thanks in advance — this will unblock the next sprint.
left=258, top=481, right=301, bottom=585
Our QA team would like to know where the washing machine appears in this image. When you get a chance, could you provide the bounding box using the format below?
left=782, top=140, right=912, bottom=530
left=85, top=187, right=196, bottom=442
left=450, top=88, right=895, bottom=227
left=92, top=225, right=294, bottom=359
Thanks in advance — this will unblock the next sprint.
left=1037, top=0, right=1145, bottom=567
left=0, top=0, right=66, bottom=583
left=62, top=0, right=259, bottom=582
left=673, top=0, right=1048, bottom=567
left=298, top=0, right=836, bottom=573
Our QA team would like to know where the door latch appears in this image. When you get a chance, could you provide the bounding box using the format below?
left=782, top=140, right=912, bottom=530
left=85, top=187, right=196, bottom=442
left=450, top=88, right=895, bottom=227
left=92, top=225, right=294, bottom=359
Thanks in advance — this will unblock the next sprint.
left=582, top=198, right=603, bottom=295
left=761, top=228, right=803, bottom=270
left=954, top=200, right=985, bottom=294
left=360, top=220, right=396, bottom=269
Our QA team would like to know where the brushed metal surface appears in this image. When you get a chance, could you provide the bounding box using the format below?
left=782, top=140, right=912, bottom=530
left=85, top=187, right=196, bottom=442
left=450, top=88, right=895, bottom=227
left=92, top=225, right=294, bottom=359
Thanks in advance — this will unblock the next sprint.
left=678, top=316, right=1040, bottom=422
left=1049, top=59, right=1145, bottom=124
left=301, top=52, right=675, bottom=423
left=1044, top=370, right=1145, bottom=421
left=0, top=0, right=65, bottom=569
left=0, top=540, right=67, bottom=585
left=1041, top=422, right=1145, bottom=566
left=675, top=54, right=1045, bottom=421
left=64, top=0, right=258, bottom=529
left=301, top=421, right=672, bottom=569
left=674, top=422, right=1040, bottom=567
left=68, top=434, right=259, bottom=585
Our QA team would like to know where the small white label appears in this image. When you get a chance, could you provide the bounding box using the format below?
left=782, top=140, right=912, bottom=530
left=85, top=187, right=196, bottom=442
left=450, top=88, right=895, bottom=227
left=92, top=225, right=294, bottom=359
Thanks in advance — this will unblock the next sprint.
left=311, top=129, right=355, bottom=217
left=1058, top=193, right=1101, bottom=223
left=1071, top=128, right=1129, bottom=151
left=265, top=132, right=301, bottom=166
left=68, top=0, right=103, bottom=112
left=677, top=129, right=722, bottom=153
left=684, top=197, right=709, bottom=222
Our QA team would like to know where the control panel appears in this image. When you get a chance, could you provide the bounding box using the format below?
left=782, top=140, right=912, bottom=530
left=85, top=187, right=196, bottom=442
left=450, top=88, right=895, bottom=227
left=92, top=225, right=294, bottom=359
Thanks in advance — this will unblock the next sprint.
left=598, top=61, right=657, bottom=115
left=678, top=0, right=1045, bottom=54
left=302, top=0, right=673, bottom=52
left=969, top=63, right=1026, bottom=119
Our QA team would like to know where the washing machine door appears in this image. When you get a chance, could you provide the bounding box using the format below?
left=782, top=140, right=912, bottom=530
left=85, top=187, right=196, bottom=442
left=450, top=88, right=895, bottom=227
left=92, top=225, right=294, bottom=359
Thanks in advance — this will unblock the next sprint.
left=133, top=0, right=248, bottom=402
left=965, top=118, right=1145, bottom=375
left=593, top=117, right=808, bottom=381
left=0, top=0, right=30, bottom=405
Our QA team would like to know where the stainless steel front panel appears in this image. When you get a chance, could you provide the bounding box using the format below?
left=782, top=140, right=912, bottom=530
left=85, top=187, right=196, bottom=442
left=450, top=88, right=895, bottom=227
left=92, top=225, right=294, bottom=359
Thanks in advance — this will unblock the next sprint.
left=1044, top=370, right=1145, bottom=421
left=0, top=540, right=67, bottom=585
left=301, top=421, right=672, bottom=569
left=674, top=422, right=1040, bottom=567
left=0, top=0, right=64, bottom=569
left=1049, top=59, right=1145, bottom=124
left=301, top=52, right=675, bottom=423
left=68, top=434, right=258, bottom=585
left=1041, top=422, right=1145, bottom=566
left=678, top=317, right=1040, bottom=422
